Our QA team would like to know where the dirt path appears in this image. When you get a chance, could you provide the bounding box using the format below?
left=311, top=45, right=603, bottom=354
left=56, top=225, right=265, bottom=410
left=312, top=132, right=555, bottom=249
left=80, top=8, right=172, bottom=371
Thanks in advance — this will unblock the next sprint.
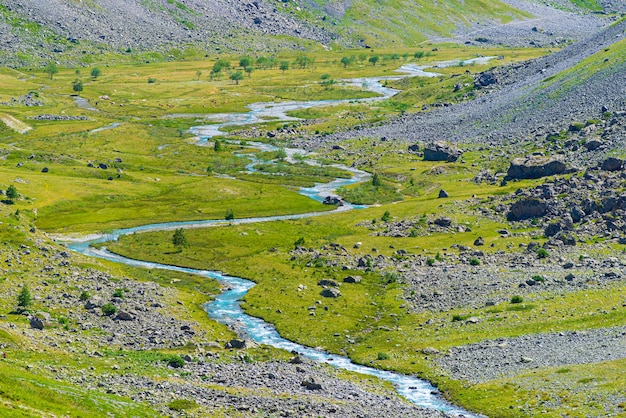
left=0, top=113, right=31, bottom=133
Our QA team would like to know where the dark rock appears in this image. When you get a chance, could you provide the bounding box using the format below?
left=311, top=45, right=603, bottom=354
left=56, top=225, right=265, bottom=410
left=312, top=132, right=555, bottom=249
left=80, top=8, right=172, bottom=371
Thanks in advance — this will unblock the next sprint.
left=423, top=141, right=462, bottom=162
left=438, top=189, right=449, bottom=198
left=544, top=222, right=562, bottom=237
left=601, top=157, right=623, bottom=172
left=584, top=139, right=603, bottom=151
left=473, top=236, right=485, bottom=246
left=225, top=339, right=246, bottom=349
left=320, top=288, right=341, bottom=298
left=41, top=167, right=49, bottom=173
left=434, top=217, right=452, bottom=227
left=317, top=279, right=339, bottom=287
left=570, top=205, right=586, bottom=223
left=474, top=71, right=497, bottom=88
left=289, top=355, right=304, bottom=364
left=29, top=316, right=46, bottom=330
left=115, top=311, right=134, bottom=321
left=507, top=198, right=548, bottom=221
left=301, top=377, right=322, bottom=390
left=507, top=156, right=567, bottom=180
left=343, top=275, right=362, bottom=283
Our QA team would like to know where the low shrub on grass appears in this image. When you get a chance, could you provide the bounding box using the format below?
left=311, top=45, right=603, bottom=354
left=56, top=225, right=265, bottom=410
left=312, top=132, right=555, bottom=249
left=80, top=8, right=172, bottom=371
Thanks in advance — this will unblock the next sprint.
left=510, top=295, right=524, bottom=304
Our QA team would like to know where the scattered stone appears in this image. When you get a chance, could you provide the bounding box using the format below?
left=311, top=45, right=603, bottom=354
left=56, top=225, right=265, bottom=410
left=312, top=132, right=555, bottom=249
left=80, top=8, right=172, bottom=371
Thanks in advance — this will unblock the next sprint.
left=225, top=339, right=246, bottom=349
left=317, top=279, right=339, bottom=287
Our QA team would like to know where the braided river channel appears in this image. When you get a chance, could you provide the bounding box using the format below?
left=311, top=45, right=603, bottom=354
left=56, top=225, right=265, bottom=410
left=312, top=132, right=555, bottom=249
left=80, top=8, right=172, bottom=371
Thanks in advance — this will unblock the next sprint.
left=64, top=60, right=493, bottom=417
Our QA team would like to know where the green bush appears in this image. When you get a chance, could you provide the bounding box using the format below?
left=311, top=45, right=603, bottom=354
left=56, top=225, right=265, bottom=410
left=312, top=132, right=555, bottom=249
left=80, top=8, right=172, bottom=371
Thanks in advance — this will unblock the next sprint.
left=101, top=303, right=117, bottom=316
left=531, top=275, right=546, bottom=283
left=165, top=355, right=185, bottom=368
left=377, top=352, right=389, bottom=360
left=510, top=295, right=524, bottom=304
left=536, top=248, right=549, bottom=259
left=168, top=399, right=198, bottom=411
left=469, top=257, right=480, bottom=266
left=79, top=291, right=91, bottom=301
left=112, top=288, right=125, bottom=298
left=426, top=258, right=435, bottom=266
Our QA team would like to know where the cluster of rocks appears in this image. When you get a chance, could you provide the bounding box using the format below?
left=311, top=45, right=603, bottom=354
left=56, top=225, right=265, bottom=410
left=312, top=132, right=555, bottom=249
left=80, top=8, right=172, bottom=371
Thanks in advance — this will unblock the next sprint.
left=0, top=93, right=42, bottom=107
left=29, top=115, right=90, bottom=121
left=55, top=356, right=445, bottom=417
left=292, top=236, right=626, bottom=313
left=357, top=215, right=470, bottom=238
left=438, top=326, right=626, bottom=384
left=497, top=164, right=626, bottom=243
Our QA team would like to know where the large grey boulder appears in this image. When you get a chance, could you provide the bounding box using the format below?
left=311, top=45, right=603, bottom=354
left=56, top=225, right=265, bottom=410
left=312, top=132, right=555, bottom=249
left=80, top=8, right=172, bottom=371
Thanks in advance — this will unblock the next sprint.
left=507, top=198, right=548, bottom=221
left=507, top=156, right=567, bottom=179
left=601, top=157, right=623, bottom=172
left=423, top=141, right=462, bottom=162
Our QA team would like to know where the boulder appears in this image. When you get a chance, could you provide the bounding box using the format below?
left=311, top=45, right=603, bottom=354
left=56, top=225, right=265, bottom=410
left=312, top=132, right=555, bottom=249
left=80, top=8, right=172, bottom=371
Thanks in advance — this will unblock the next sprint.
left=474, top=71, right=498, bottom=88
left=473, top=236, right=484, bottom=246
left=320, top=288, right=341, bottom=298
left=584, top=139, right=603, bottom=151
left=225, top=339, right=246, bottom=349
left=317, top=279, right=339, bottom=287
left=423, top=141, right=462, bottom=162
left=301, top=377, right=323, bottom=390
left=434, top=217, right=452, bottom=227
left=507, top=198, right=548, bottom=221
left=343, top=275, right=362, bottom=283
left=601, top=157, right=623, bottom=172
left=115, top=310, right=134, bottom=321
left=507, top=156, right=567, bottom=180
left=29, top=316, right=46, bottom=330
left=438, top=189, right=449, bottom=198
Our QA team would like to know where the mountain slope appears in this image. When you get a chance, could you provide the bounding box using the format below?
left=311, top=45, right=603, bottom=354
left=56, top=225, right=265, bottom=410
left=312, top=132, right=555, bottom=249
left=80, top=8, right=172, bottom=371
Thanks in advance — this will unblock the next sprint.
left=0, top=0, right=612, bottom=65
left=318, top=17, right=626, bottom=149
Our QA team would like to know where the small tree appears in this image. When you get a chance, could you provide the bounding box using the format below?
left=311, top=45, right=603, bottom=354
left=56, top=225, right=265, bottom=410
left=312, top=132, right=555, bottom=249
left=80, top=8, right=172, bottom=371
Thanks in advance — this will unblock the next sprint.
left=173, top=228, right=188, bottom=248
left=230, top=71, right=244, bottom=84
left=17, top=284, right=32, bottom=310
left=213, top=139, right=222, bottom=152
left=275, top=147, right=287, bottom=161
left=245, top=66, right=253, bottom=78
left=195, top=70, right=202, bottom=80
left=225, top=208, right=235, bottom=220
left=340, top=56, right=352, bottom=68
left=72, top=79, right=83, bottom=92
left=381, top=211, right=391, bottom=222
left=369, top=56, right=379, bottom=66
left=371, top=172, right=382, bottom=187
left=91, top=67, right=102, bottom=79
left=6, top=185, right=18, bottom=200
left=279, top=61, right=289, bottom=73
left=239, top=56, right=252, bottom=69
left=44, top=63, right=58, bottom=80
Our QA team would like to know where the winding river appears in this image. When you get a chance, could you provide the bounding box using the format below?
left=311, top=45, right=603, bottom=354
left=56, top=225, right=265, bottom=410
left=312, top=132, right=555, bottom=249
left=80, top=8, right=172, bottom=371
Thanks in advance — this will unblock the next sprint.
left=64, top=60, right=492, bottom=417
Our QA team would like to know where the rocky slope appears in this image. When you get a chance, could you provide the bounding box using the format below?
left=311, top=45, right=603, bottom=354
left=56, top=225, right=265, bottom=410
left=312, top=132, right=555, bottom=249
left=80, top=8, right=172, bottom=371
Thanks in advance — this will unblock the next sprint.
left=0, top=0, right=613, bottom=65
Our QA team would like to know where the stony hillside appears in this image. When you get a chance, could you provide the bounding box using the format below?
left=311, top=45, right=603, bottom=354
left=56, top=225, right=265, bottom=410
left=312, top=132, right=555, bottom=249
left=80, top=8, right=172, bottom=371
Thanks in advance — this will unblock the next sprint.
left=313, top=17, right=626, bottom=152
left=0, top=0, right=612, bottom=65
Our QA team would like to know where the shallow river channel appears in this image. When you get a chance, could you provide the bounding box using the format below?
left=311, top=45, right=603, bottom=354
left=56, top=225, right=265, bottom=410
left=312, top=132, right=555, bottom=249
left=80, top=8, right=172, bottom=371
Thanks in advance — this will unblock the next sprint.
left=65, top=60, right=492, bottom=417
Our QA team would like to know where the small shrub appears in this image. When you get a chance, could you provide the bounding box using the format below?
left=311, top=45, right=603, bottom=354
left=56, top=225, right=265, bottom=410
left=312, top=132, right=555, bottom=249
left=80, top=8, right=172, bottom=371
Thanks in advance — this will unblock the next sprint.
left=168, top=399, right=198, bottom=411
left=381, top=211, right=391, bottom=222
left=469, top=257, right=480, bottom=266
left=531, top=275, right=546, bottom=283
left=510, top=295, right=524, bottom=304
left=147, top=77, right=156, bottom=83
left=536, top=248, right=549, bottom=259
left=165, top=355, right=185, bottom=368
left=101, top=303, right=117, bottom=316
left=426, top=258, right=435, bottom=266
left=79, top=291, right=91, bottom=301
left=112, top=288, right=125, bottom=298
left=377, top=352, right=389, bottom=360
left=294, top=237, right=305, bottom=247
left=225, top=208, right=235, bottom=220
left=435, top=252, right=444, bottom=262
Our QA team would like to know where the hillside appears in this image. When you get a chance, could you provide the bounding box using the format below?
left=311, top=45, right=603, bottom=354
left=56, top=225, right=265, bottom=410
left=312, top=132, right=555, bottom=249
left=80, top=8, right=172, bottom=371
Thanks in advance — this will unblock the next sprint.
left=0, top=0, right=611, bottom=66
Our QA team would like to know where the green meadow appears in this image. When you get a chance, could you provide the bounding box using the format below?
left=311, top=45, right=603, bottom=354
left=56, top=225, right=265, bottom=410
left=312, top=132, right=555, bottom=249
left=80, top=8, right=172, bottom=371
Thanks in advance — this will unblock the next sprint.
left=4, top=41, right=623, bottom=417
